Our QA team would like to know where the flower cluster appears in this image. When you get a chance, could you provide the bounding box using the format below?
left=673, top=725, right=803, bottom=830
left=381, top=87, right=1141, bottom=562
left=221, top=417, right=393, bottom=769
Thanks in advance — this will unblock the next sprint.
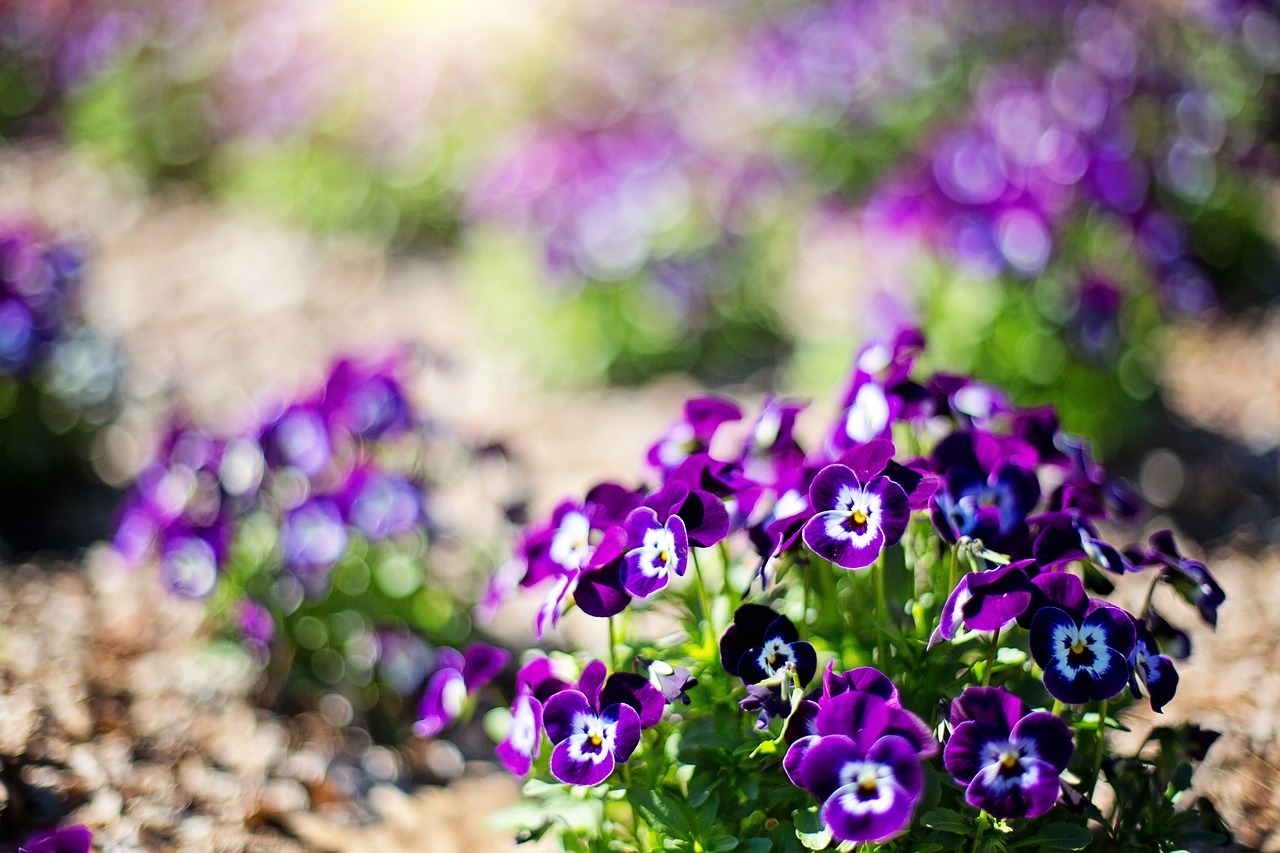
left=484, top=328, right=1226, bottom=850
left=115, top=355, right=422, bottom=600
left=112, top=353, right=511, bottom=738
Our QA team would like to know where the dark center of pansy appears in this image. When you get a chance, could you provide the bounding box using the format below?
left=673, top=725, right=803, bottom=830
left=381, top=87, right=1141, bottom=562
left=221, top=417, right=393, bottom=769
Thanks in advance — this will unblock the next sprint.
left=656, top=549, right=669, bottom=566
left=759, top=639, right=794, bottom=674
left=1067, top=640, right=1096, bottom=668
left=857, top=778, right=880, bottom=800
left=842, top=512, right=869, bottom=534
left=588, top=733, right=603, bottom=748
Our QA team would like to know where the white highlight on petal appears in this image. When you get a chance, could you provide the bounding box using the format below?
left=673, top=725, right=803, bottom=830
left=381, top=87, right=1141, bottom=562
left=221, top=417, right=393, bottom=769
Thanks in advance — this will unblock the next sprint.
left=658, top=423, right=697, bottom=469
left=774, top=488, right=808, bottom=520
left=549, top=511, right=593, bottom=571
left=508, top=694, right=538, bottom=754
left=844, top=383, right=890, bottom=443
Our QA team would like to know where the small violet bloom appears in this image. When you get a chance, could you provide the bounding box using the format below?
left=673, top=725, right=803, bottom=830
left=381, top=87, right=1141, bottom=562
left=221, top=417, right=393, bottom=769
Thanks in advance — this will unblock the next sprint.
left=1030, top=602, right=1135, bottom=705
left=496, top=685, right=544, bottom=777
left=646, top=396, right=742, bottom=473
left=542, top=661, right=651, bottom=786
left=720, top=604, right=817, bottom=727
left=784, top=691, right=934, bottom=844
left=802, top=463, right=909, bottom=570
left=620, top=505, right=688, bottom=597
left=930, top=562, right=1034, bottom=647
left=413, top=643, right=510, bottom=739
left=943, top=686, right=1074, bottom=819
left=1129, top=620, right=1179, bottom=714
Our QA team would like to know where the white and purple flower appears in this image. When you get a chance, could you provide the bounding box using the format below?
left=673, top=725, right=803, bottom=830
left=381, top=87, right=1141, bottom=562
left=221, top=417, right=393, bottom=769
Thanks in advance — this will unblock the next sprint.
left=413, top=643, right=510, bottom=739
left=802, top=463, right=910, bottom=570
left=720, top=604, right=818, bottom=727
left=943, top=686, right=1074, bottom=819
left=619, top=505, right=689, bottom=598
left=1030, top=600, right=1135, bottom=705
left=784, top=691, right=934, bottom=844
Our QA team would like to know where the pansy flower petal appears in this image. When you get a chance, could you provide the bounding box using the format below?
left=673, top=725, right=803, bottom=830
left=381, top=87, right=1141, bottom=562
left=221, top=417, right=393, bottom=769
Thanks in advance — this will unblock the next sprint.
left=1010, top=712, right=1074, bottom=774
left=600, top=673, right=665, bottom=729
left=965, top=755, right=1061, bottom=819
left=602, top=702, right=642, bottom=763
left=543, top=689, right=593, bottom=744
left=550, top=735, right=615, bottom=786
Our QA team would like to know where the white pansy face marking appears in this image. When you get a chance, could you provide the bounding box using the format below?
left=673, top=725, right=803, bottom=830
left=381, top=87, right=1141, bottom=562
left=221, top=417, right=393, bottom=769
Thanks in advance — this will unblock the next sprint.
left=550, top=511, right=593, bottom=571
left=566, top=711, right=616, bottom=763
left=977, top=739, right=1041, bottom=793
left=1050, top=621, right=1110, bottom=678
left=757, top=637, right=796, bottom=676
left=636, top=525, right=678, bottom=578
left=824, top=485, right=882, bottom=548
left=845, top=384, right=891, bottom=443
left=837, top=760, right=897, bottom=815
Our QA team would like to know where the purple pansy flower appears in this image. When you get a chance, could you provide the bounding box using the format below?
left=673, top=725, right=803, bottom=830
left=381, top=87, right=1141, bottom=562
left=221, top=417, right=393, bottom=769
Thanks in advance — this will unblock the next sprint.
left=1030, top=602, right=1135, bottom=705
left=260, top=403, right=333, bottom=478
left=413, top=643, right=510, bottom=738
left=1032, top=511, right=1134, bottom=575
left=1129, top=620, right=1179, bottom=713
left=647, top=396, right=742, bottom=473
left=1129, top=531, right=1225, bottom=628
left=542, top=661, right=647, bottom=786
left=930, top=562, right=1035, bottom=647
left=620, top=505, right=689, bottom=598
left=930, top=431, right=1041, bottom=555
left=784, top=692, right=933, bottom=844
left=943, top=686, right=1074, bottom=819
left=802, top=463, right=910, bottom=570
left=785, top=665, right=935, bottom=751
left=721, top=604, right=817, bottom=727
left=19, top=825, right=92, bottom=853
left=497, top=685, right=544, bottom=777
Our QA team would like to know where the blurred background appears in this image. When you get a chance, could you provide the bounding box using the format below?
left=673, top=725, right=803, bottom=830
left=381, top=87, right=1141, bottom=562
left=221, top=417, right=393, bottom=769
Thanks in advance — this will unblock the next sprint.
left=5, top=0, right=1280, bottom=850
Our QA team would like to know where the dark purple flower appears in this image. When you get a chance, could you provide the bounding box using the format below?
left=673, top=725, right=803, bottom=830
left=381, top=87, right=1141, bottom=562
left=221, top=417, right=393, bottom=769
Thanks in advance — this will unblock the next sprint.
left=646, top=662, right=698, bottom=705
left=784, top=692, right=933, bottom=844
left=1131, top=531, right=1225, bottom=628
left=413, top=643, right=510, bottom=738
left=930, top=432, right=1041, bottom=555
left=642, top=478, right=731, bottom=550
left=930, top=562, right=1035, bottom=647
left=1030, top=604, right=1135, bottom=705
left=647, top=396, right=742, bottom=473
left=1032, top=511, right=1133, bottom=575
left=943, top=686, right=1074, bottom=819
left=720, top=604, right=817, bottom=727
left=785, top=664, right=927, bottom=748
left=803, top=463, right=910, bottom=570
left=19, top=825, right=92, bottom=853
left=620, top=505, right=689, bottom=598
left=1129, top=620, right=1179, bottom=713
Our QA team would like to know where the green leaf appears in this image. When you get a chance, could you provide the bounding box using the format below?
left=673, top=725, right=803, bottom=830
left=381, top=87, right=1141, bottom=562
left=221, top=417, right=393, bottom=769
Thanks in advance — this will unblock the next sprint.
left=1012, top=822, right=1093, bottom=850
left=794, top=807, right=833, bottom=851
left=919, top=808, right=972, bottom=836
left=738, top=840, right=772, bottom=853
left=706, top=837, right=739, bottom=852
left=629, top=788, right=692, bottom=840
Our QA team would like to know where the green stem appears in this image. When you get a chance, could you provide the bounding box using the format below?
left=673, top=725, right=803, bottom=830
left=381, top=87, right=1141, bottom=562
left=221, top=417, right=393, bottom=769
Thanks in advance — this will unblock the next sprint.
left=1087, top=699, right=1110, bottom=801
left=981, top=629, right=999, bottom=687
left=692, top=549, right=715, bottom=647
left=949, top=540, right=961, bottom=593
left=802, top=561, right=811, bottom=624
left=608, top=616, right=621, bottom=672
left=1138, top=572, right=1161, bottom=619
left=971, top=811, right=988, bottom=853
left=875, top=554, right=890, bottom=666
left=1052, top=699, right=1065, bottom=717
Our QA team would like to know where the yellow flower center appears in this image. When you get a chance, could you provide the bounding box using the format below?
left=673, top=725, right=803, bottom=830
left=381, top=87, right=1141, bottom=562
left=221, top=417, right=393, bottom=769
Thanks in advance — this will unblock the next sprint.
left=851, top=509, right=868, bottom=526
left=999, top=751, right=1020, bottom=770
left=1071, top=639, right=1087, bottom=655
left=589, top=733, right=603, bottom=748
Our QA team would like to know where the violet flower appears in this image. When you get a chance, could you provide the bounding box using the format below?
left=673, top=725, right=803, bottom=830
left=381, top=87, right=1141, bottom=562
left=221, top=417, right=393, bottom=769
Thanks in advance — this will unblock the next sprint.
left=802, top=462, right=910, bottom=570
left=930, top=561, right=1035, bottom=647
left=720, top=604, right=817, bottom=727
left=1030, top=599, right=1135, bottom=705
left=784, top=691, right=934, bottom=844
left=542, top=661, right=648, bottom=786
left=944, top=686, right=1074, bottom=819
left=620, top=505, right=689, bottom=598
left=1129, top=620, right=1179, bottom=713
left=413, top=643, right=510, bottom=739
left=647, top=396, right=742, bottom=473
